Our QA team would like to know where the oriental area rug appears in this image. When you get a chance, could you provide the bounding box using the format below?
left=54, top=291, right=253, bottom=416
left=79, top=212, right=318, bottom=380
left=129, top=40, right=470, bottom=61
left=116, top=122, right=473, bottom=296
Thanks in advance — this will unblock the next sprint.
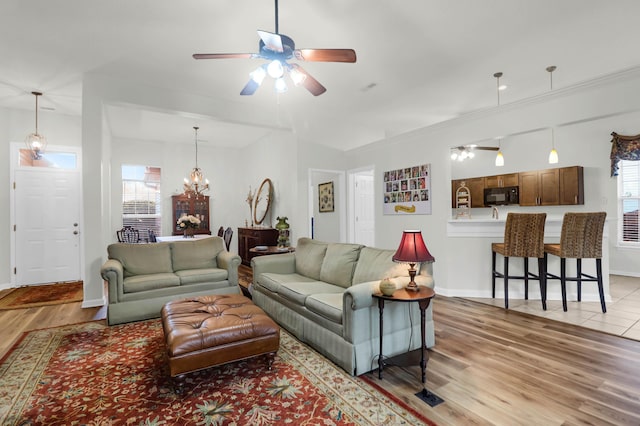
left=0, top=319, right=436, bottom=425
left=0, top=281, right=83, bottom=310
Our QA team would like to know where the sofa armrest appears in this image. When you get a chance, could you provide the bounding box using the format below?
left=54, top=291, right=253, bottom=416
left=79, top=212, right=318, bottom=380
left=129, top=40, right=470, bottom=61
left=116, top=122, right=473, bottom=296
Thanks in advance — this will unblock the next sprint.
left=100, top=259, right=124, bottom=303
left=217, top=251, right=242, bottom=286
left=251, top=253, right=296, bottom=279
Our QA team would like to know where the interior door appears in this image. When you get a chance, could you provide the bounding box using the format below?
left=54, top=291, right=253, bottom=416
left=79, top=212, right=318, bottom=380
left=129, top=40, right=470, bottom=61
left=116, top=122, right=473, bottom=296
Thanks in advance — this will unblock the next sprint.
left=353, top=171, right=375, bottom=246
left=14, top=168, right=82, bottom=285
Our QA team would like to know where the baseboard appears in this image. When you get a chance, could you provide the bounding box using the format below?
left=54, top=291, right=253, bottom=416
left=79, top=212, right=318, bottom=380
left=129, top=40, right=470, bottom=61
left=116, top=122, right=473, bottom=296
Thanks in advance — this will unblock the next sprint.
left=82, top=295, right=107, bottom=308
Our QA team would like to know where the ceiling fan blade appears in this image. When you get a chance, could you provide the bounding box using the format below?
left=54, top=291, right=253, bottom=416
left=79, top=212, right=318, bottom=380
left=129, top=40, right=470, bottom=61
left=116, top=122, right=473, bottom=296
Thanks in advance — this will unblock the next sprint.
left=475, top=147, right=499, bottom=151
left=240, top=78, right=261, bottom=96
left=294, top=49, right=356, bottom=63
left=257, top=30, right=284, bottom=52
left=193, top=53, right=257, bottom=60
left=290, top=64, right=326, bottom=96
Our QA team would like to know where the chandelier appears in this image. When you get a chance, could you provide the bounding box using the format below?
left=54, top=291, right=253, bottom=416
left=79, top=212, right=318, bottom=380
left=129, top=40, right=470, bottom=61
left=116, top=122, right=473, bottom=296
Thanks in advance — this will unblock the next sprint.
left=183, top=126, right=209, bottom=199
left=25, top=91, right=47, bottom=159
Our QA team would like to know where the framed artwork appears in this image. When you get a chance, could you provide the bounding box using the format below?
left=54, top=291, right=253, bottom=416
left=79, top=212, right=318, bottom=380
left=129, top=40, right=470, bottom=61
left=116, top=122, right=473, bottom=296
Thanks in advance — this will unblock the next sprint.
left=383, top=163, right=432, bottom=215
left=318, top=181, right=334, bottom=212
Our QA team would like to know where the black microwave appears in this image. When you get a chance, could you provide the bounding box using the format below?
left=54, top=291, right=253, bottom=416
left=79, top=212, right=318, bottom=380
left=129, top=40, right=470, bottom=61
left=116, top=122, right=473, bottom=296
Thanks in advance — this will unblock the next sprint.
left=484, top=186, right=519, bottom=205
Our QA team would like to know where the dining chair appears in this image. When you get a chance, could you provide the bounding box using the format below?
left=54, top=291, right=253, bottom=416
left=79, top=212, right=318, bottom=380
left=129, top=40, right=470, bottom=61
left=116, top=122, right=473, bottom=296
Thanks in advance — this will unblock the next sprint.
left=217, top=226, right=224, bottom=237
left=116, top=226, right=140, bottom=243
left=492, top=213, right=547, bottom=310
left=147, top=229, right=157, bottom=243
left=544, top=212, right=607, bottom=312
left=223, top=227, right=233, bottom=251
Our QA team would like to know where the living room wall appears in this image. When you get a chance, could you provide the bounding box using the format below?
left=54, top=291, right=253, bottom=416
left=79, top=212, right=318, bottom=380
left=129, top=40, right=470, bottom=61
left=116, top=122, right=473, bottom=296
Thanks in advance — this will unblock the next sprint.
left=344, top=67, right=640, bottom=299
left=0, top=107, right=82, bottom=289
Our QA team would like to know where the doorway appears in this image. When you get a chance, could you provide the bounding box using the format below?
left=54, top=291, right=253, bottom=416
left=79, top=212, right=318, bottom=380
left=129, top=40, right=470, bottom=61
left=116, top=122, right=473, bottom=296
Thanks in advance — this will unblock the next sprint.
left=308, top=169, right=346, bottom=242
left=10, top=144, right=83, bottom=286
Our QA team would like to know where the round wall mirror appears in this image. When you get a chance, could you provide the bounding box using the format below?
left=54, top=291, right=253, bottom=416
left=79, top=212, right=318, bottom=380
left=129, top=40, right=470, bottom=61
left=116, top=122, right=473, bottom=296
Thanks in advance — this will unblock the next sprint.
left=254, top=178, right=273, bottom=225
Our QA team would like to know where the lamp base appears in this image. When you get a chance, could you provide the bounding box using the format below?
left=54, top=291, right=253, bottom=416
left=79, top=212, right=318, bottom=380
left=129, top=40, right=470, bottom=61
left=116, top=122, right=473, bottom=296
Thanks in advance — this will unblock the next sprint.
left=405, top=264, right=419, bottom=291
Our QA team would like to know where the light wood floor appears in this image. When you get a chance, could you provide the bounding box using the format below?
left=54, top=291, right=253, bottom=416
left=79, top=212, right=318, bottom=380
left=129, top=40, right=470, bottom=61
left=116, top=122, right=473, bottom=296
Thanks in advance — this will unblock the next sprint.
left=1, top=288, right=639, bottom=425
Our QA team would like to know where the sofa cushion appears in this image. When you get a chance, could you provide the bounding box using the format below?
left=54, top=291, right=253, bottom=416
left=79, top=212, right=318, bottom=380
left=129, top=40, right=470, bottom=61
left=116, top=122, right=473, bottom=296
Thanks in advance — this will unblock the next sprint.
left=352, top=247, right=408, bottom=284
left=175, top=268, right=228, bottom=285
left=295, top=238, right=328, bottom=280
left=108, top=243, right=173, bottom=278
left=305, top=293, right=343, bottom=324
left=123, top=273, right=180, bottom=293
left=319, top=243, right=363, bottom=288
left=171, top=237, right=223, bottom=271
left=258, top=272, right=317, bottom=294
left=278, top=281, right=345, bottom=306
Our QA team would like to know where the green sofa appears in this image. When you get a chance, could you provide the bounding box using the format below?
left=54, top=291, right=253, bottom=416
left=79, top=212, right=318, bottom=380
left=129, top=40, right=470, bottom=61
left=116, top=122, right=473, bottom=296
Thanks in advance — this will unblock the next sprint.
left=251, top=237, right=435, bottom=376
left=101, top=236, right=241, bottom=325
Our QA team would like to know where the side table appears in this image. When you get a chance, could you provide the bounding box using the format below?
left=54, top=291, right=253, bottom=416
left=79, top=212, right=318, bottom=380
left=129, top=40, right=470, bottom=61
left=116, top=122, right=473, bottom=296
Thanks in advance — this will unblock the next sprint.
left=372, top=285, right=443, bottom=407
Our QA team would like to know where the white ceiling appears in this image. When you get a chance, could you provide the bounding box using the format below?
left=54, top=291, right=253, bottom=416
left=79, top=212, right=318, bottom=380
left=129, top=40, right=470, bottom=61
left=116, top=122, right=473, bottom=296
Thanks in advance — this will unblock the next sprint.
left=3, top=0, right=640, bottom=150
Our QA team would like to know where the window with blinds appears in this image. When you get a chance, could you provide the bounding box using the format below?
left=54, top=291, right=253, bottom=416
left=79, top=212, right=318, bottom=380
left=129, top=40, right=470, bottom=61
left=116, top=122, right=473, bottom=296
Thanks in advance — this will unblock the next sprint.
left=619, top=160, right=639, bottom=245
left=122, top=165, right=161, bottom=241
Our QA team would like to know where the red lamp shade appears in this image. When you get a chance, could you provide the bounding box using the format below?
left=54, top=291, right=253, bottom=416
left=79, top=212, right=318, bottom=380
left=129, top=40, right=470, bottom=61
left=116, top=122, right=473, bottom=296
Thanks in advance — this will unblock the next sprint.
left=392, top=230, right=435, bottom=264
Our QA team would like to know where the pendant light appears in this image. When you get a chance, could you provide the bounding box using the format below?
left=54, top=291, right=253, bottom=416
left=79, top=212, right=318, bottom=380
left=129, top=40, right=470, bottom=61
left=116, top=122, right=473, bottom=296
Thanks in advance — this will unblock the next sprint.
left=494, top=72, right=505, bottom=166
left=547, top=66, right=559, bottom=164
left=25, top=91, right=47, bottom=159
left=495, top=138, right=504, bottom=167
left=183, top=126, right=210, bottom=199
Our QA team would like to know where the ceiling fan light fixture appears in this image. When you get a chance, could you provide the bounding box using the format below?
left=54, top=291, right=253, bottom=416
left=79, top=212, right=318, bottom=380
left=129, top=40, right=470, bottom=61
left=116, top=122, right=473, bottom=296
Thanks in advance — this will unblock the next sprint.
left=250, top=66, right=267, bottom=84
left=25, top=91, right=47, bottom=159
left=267, top=59, right=284, bottom=78
left=274, top=77, right=288, bottom=93
left=289, top=66, right=306, bottom=86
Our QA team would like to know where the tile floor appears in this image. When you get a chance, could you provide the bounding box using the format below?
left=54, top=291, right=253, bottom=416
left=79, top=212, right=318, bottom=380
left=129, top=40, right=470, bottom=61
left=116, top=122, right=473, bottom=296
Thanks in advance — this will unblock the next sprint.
left=467, top=275, right=640, bottom=341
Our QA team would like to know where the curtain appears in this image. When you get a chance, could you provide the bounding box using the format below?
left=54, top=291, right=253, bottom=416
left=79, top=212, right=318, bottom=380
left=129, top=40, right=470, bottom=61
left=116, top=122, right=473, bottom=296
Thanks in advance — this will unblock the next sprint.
left=611, top=132, right=640, bottom=176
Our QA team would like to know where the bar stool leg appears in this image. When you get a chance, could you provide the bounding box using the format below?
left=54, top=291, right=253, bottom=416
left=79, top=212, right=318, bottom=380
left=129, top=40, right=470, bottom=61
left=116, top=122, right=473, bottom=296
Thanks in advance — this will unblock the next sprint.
left=576, top=258, right=583, bottom=302
left=560, top=258, right=568, bottom=312
left=538, top=257, right=547, bottom=310
left=492, top=251, right=497, bottom=299
left=524, top=258, right=529, bottom=300
left=596, top=259, right=606, bottom=313
left=504, top=256, right=509, bottom=309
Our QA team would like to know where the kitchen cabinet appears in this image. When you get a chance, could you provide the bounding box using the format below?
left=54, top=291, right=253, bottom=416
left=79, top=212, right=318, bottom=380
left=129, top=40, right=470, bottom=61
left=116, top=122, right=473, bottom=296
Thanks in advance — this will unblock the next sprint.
left=171, top=194, right=210, bottom=235
left=238, top=227, right=279, bottom=266
left=559, top=166, right=584, bottom=205
left=519, top=169, right=559, bottom=206
left=451, top=177, right=485, bottom=208
left=485, top=173, right=518, bottom=188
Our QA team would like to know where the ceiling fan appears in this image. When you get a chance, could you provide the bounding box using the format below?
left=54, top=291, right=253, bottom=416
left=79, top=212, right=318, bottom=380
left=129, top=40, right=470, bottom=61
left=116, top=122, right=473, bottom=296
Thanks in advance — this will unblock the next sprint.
left=450, top=144, right=499, bottom=161
left=192, top=0, right=356, bottom=96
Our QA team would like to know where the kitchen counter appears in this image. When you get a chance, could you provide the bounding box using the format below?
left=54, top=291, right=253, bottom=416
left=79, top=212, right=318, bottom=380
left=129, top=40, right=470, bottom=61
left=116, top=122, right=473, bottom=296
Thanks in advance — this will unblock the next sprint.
left=447, top=215, right=607, bottom=238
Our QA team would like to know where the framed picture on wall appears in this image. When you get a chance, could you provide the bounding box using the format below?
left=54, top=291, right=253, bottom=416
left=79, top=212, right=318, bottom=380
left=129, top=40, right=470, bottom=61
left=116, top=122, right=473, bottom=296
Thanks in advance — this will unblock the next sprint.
left=318, top=181, right=334, bottom=212
left=383, top=163, right=432, bottom=215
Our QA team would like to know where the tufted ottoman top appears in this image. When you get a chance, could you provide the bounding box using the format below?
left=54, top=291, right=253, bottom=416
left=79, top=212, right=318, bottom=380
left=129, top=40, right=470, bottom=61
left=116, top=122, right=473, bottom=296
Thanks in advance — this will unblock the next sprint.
left=161, top=294, right=279, bottom=358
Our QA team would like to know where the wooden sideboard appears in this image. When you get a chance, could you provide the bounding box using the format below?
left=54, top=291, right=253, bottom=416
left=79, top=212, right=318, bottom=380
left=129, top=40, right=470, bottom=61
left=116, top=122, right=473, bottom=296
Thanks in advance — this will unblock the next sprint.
left=238, top=227, right=279, bottom=266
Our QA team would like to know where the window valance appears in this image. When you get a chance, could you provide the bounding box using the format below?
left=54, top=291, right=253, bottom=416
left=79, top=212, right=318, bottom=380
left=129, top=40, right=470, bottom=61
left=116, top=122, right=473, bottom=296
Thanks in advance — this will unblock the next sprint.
left=610, top=132, right=640, bottom=176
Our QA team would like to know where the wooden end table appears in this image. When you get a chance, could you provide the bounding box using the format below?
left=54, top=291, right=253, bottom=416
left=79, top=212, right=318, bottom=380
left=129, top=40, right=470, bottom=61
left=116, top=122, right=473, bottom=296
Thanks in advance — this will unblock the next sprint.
left=373, top=285, right=442, bottom=405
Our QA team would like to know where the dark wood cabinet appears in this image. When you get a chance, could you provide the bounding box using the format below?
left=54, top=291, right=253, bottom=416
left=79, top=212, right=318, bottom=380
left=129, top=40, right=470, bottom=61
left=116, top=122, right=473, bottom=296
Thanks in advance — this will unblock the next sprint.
left=559, top=166, right=584, bottom=205
left=519, top=169, right=559, bottom=206
left=171, top=194, right=210, bottom=235
left=238, top=227, right=279, bottom=266
left=452, top=178, right=485, bottom=208
left=485, top=173, right=518, bottom=188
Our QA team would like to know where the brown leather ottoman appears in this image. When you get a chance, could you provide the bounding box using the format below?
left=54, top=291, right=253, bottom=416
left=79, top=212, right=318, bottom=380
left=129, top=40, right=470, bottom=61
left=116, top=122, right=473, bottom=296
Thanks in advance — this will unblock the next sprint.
left=161, top=294, right=280, bottom=387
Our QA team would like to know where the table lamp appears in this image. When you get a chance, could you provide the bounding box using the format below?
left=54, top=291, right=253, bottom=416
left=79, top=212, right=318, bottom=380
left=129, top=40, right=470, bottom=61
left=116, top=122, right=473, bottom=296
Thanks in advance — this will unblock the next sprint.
left=392, top=230, right=435, bottom=291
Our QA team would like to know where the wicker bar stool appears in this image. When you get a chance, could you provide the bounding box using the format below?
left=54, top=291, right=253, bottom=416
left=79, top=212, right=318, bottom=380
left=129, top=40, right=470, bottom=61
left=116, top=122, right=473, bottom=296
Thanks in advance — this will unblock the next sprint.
left=544, top=212, right=607, bottom=312
left=492, top=213, right=547, bottom=310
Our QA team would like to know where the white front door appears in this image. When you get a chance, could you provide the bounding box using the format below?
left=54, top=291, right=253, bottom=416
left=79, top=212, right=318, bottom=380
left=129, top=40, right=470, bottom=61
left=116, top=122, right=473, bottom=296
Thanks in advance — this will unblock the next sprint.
left=13, top=160, right=82, bottom=286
